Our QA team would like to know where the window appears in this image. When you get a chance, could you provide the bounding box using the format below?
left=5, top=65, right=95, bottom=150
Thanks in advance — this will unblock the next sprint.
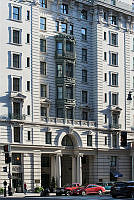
left=12, top=153, right=21, bottom=165
left=112, top=134, right=117, bottom=148
left=27, top=57, right=30, bottom=68
left=13, top=6, right=21, bottom=20
left=13, top=102, right=20, bottom=119
left=111, top=16, right=117, bottom=25
left=14, top=127, right=20, bottom=143
left=110, top=156, right=117, bottom=167
left=27, top=105, right=30, bottom=115
left=56, top=42, right=63, bottom=55
left=69, top=24, right=73, bottom=35
left=104, top=12, right=107, bottom=21
left=40, top=0, right=47, bottom=8
left=66, top=41, right=73, bottom=52
left=112, top=114, right=119, bottom=127
left=82, top=49, right=87, bottom=62
left=105, top=136, right=107, bottom=145
left=87, top=135, right=92, bottom=146
left=111, top=33, right=118, bottom=46
left=121, top=131, right=127, bottom=147
left=28, top=131, right=30, bottom=140
left=57, top=108, right=63, bottom=118
left=81, top=28, right=87, bottom=40
left=46, top=132, right=51, bottom=144
left=13, top=54, right=20, bottom=68
left=66, top=63, right=73, bottom=77
left=57, top=86, right=63, bottom=99
left=111, top=0, right=116, bottom=5
left=13, top=30, right=20, bottom=44
left=67, top=108, right=73, bottom=119
left=27, top=81, right=30, bottom=91
left=82, top=91, right=87, bottom=104
left=57, top=64, right=63, bottom=77
left=104, top=52, right=107, bottom=61
left=56, top=21, right=59, bottom=32
left=112, top=73, right=118, bottom=86
left=104, top=73, right=107, bottom=81
left=82, top=69, right=87, bottom=82
left=110, top=52, right=118, bottom=66
left=105, top=114, right=107, bottom=123
left=61, top=4, right=68, bottom=14
left=61, top=23, right=67, bottom=33
left=112, top=93, right=118, bottom=105
left=27, top=34, right=30, bottom=43
left=82, top=111, right=88, bottom=120
left=27, top=10, right=30, bottom=20
left=104, top=32, right=106, bottom=40
left=40, top=17, right=46, bottom=30
left=104, top=93, right=107, bottom=103
left=40, top=39, right=46, bottom=52
left=66, top=86, right=73, bottom=99
left=40, top=84, right=47, bottom=97
left=13, top=77, right=20, bottom=92
left=81, top=10, right=87, bottom=20
left=40, top=61, right=46, bottom=75
left=41, top=106, right=47, bottom=117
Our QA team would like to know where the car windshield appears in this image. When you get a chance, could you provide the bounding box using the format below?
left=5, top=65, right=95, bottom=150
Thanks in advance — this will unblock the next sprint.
left=114, top=182, right=127, bottom=187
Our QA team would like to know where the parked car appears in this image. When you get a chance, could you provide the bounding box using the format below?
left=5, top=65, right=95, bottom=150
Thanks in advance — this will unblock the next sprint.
left=56, top=183, right=80, bottom=196
left=73, top=184, right=106, bottom=196
left=110, top=181, right=134, bottom=198
left=97, top=182, right=114, bottom=193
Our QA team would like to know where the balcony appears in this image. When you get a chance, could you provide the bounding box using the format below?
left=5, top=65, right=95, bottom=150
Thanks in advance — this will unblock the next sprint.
left=64, top=99, right=76, bottom=106
left=109, top=124, right=121, bottom=129
left=9, top=114, right=26, bottom=120
left=56, top=77, right=75, bottom=85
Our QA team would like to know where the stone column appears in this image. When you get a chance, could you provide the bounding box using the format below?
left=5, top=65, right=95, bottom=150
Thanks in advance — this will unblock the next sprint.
left=76, top=154, right=83, bottom=185
left=33, top=151, right=41, bottom=189
left=72, top=156, right=77, bottom=183
left=51, top=155, right=56, bottom=179
left=56, top=154, right=62, bottom=187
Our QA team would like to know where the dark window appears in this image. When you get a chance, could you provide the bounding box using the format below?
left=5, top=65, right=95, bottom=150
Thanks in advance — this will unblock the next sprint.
left=110, top=156, right=117, bottom=167
left=82, top=69, right=87, bottom=82
left=27, top=57, right=30, bottom=68
left=104, top=32, right=106, bottom=40
left=121, top=132, right=127, bottom=147
left=66, top=41, right=73, bottom=52
left=56, top=21, right=59, bottom=32
left=13, top=30, right=20, bottom=44
left=40, top=0, right=47, bottom=8
left=87, top=135, right=92, bottom=146
left=104, top=12, right=107, bottom=20
left=28, top=131, right=30, bottom=140
left=67, top=108, right=73, bottom=119
left=41, top=106, right=47, bottom=117
left=40, top=17, right=46, bottom=30
left=105, top=114, right=107, bottom=123
left=13, top=54, right=20, bottom=68
left=82, top=111, right=88, bottom=120
left=13, top=7, right=20, bottom=20
left=111, top=16, right=117, bottom=25
left=57, top=108, right=64, bottom=118
left=82, top=91, right=87, bottom=104
left=57, top=64, right=63, bottom=77
left=81, top=10, right=87, bottom=20
left=105, top=136, right=107, bottom=145
left=104, top=73, right=107, bottom=81
left=61, top=4, right=68, bottom=14
left=40, top=84, right=47, bottom=97
left=66, top=86, right=73, bottom=99
left=13, top=78, right=20, bottom=91
left=46, top=132, right=51, bottom=144
left=112, top=134, right=117, bottom=147
left=62, top=135, right=73, bottom=146
left=66, top=63, right=73, bottom=77
left=69, top=25, right=73, bottom=35
left=40, top=62, right=46, bottom=75
left=27, top=34, right=30, bottom=43
left=111, top=53, right=118, bottom=65
left=112, top=93, right=118, bottom=105
left=13, top=102, right=20, bottom=119
left=104, top=52, right=107, bottom=61
left=57, top=86, right=63, bottom=99
left=27, top=10, right=30, bottom=20
left=27, top=81, right=30, bottom=91
left=40, top=39, right=46, bottom=52
left=82, top=49, right=87, bottom=61
left=61, top=23, right=67, bottom=33
left=112, top=73, right=118, bottom=86
left=27, top=105, right=30, bottom=115
left=81, top=28, right=87, bottom=40
left=14, top=127, right=20, bottom=143
left=56, top=42, right=63, bottom=55
left=104, top=93, right=107, bottom=103
left=12, top=153, right=21, bottom=165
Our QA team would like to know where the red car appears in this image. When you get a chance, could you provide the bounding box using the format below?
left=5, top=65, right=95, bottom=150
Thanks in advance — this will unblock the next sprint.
left=73, top=184, right=106, bottom=196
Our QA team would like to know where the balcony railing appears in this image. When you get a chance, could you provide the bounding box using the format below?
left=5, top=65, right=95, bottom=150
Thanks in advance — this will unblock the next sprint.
left=9, top=114, right=26, bottom=120
left=109, top=124, right=121, bottom=129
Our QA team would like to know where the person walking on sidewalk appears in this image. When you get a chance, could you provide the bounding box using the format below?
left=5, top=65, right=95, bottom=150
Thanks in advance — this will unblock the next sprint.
left=24, top=183, right=27, bottom=195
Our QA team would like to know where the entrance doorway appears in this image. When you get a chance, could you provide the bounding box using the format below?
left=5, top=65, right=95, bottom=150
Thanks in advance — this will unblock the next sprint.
left=12, top=173, right=23, bottom=193
left=41, top=155, right=51, bottom=188
left=61, top=156, right=72, bottom=186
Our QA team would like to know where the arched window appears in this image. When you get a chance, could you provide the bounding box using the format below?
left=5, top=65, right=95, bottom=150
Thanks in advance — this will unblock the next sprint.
left=62, top=135, right=73, bottom=146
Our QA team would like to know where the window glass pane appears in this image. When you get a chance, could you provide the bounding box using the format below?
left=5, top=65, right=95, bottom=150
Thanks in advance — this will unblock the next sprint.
left=13, top=54, right=20, bottom=68
left=57, top=64, right=63, bottom=77
left=40, top=39, right=46, bottom=52
left=41, top=84, right=47, bottom=97
left=46, top=132, right=51, bottom=144
left=13, top=30, right=20, bottom=44
left=40, top=17, right=46, bottom=30
left=14, top=127, right=20, bottom=143
left=57, top=87, right=63, bottom=99
left=13, top=7, right=20, bottom=20
left=40, top=0, right=47, bottom=8
left=87, top=135, right=92, bottom=146
left=40, top=62, right=46, bottom=75
left=13, top=78, right=20, bottom=91
left=12, top=153, right=21, bottom=165
left=61, top=23, right=67, bottom=33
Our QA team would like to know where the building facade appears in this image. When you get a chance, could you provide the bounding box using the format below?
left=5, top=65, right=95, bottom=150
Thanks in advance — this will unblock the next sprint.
left=0, top=0, right=134, bottom=192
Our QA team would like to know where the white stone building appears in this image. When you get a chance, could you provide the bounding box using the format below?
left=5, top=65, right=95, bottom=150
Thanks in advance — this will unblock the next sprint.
left=0, top=0, right=134, bottom=192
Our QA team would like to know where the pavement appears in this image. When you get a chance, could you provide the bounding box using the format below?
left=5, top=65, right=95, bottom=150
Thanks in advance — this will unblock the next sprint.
left=0, top=192, right=56, bottom=198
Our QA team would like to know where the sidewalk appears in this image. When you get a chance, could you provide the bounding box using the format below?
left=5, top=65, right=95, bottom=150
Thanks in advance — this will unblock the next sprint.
left=0, top=192, right=56, bottom=198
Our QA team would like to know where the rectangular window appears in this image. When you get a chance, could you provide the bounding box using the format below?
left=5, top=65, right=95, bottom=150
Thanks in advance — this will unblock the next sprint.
left=105, top=136, right=107, bottom=145
left=112, top=114, right=119, bottom=127
left=46, top=132, right=51, bottom=144
left=66, top=41, right=73, bottom=52
left=57, top=64, right=63, bottom=77
left=40, top=39, right=46, bottom=52
left=82, top=49, right=87, bottom=62
left=82, top=91, right=87, bottom=104
left=104, top=32, right=106, bottom=40
left=111, top=52, right=118, bottom=66
left=13, top=30, right=20, bottom=44
left=40, top=61, right=46, bottom=75
left=27, top=10, right=30, bottom=20
left=112, top=134, right=117, bottom=148
left=66, top=86, right=73, bottom=99
left=27, top=34, right=30, bottom=43
left=112, top=93, right=118, bottom=105
left=61, top=23, right=67, bottom=33
left=13, top=102, right=20, bottom=119
left=57, top=86, right=63, bottom=99
left=87, top=135, right=92, bottom=146
left=14, top=127, right=20, bottom=143
left=105, top=114, right=107, bottom=123
left=41, top=106, right=47, bottom=117
left=27, top=105, right=30, bottom=115
left=81, top=28, right=87, bottom=40
left=13, top=6, right=20, bottom=20
left=56, top=42, right=63, bottom=55
left=13, top=77, right=20, bottom=91
left=28, top=131, right=30, bottom=140
left=57, top=108, right=63, bottom=118
left=104, top=93, right=107, bottom=103
left=40, top=0, right=47, bottom=8
left=121, top=131, right=127, bottom=147
left=27, top=81, right=30, bottom=91
left=40, top=17, right=46, bottom=30
left=104, top=52, right=107, bottom=61
left=111, top=16, right=117, bottom=25
left=111, top=33, right=117, bottom=46
left=82, top=111, right=88, bottom=120
left=110, top=156, right=117, bottom=167
left=12, top=153, right=21, bottom=165
left=104, top=12, right=107, bottom=21
left=69, top=24, right=73, bottom=35
left=56, top=21, right=59, bottom=32
left=13, top=54, right=20, bottom=68
left=81, top=10, right=87, bottom=20
left=111, top=0, right=116, bottom=5
left=27, top=57, right=30, bottom=68
left=61, top=4, right=68, bottom=14
left=104, top=73, right=107, bottom=81
left=82, top=69, right=87, bottom=82
left=67, top=108, right=73, bottom=119
left=112, top=73, right=118, bottom=86
left=40, top=84, right=47, bottom=97
left=66, top=63, right=73, bottom=77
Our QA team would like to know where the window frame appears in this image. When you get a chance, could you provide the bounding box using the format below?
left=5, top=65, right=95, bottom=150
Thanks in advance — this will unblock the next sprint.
left=87, top=135, right=92, bottom=146
left=82, top=48, right=87, bottom=62
left=40, top=39, right=46, bottom=52
left=40, top=17, right=46, bottom=31
left=40, top=0, right=47, bottom=8
left=46, top=132, right=52, bottom=144
left=40, top=61, right=46, bottom=75
left=61, top=4, right=68, bottom=14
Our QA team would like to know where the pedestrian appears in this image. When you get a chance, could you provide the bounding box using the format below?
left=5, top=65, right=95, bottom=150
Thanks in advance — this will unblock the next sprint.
left=24, top=183, right=27, bottom=195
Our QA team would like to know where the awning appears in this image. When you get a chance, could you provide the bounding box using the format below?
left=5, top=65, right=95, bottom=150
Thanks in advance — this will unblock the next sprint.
left=110, top=169, right=123, bottom=178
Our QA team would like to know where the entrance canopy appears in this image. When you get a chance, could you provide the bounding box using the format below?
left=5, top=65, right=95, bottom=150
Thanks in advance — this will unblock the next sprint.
left=111, top=169, right=123, bottom=178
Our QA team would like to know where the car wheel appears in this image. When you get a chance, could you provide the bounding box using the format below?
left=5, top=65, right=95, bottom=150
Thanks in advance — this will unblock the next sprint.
left=98, top=190, right=102, bottom=195
left=112, top=195, right=117, bottom=198
left=82, top=191, right=86, bottom=196
left=66, top=191, right=71, bottom=196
